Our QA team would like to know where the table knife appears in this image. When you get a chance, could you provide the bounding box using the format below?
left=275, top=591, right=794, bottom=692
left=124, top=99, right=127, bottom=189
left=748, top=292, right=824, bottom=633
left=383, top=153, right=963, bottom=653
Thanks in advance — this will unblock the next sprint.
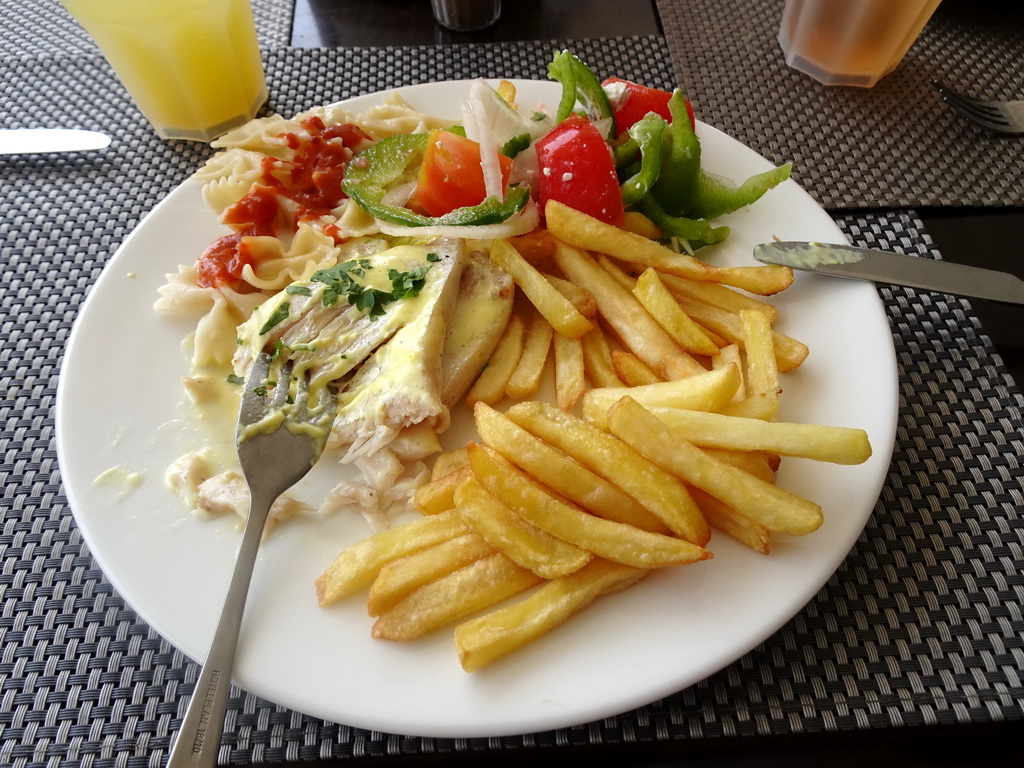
left=0, top=128, right=111, bottom=155
left=753, top=241, right=1024, bottom=305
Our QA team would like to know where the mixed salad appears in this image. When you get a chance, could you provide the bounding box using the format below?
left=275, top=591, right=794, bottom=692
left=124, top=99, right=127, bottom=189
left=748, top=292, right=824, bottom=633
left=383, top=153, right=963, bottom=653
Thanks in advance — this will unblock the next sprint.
left=195, top=51, right=791, bottom=292
left=342, top=50, right=791, bottom=246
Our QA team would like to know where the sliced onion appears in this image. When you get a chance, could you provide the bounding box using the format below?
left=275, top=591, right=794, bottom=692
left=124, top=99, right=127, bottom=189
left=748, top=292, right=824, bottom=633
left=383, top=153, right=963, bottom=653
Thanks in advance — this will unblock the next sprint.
left=375, top=200, right=540, bottom=240
left=380, top=180, right=417, bottom=207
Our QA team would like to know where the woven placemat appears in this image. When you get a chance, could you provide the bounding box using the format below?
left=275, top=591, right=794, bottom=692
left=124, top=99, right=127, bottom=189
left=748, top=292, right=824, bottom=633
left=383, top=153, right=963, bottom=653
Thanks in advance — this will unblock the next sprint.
left=655, top=0, right=1024, bottom=209
left=2, top=42, right=1023, bottom=767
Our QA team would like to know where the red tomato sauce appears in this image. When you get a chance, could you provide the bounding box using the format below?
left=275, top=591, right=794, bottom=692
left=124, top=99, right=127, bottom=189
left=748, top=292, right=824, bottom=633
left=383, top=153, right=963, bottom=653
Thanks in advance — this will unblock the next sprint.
left=195, top=118, right=374, bottom=289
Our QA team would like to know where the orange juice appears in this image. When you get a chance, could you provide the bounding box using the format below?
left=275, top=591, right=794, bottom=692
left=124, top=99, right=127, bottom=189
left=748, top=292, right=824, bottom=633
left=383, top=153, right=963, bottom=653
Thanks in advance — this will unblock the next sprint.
left=61, top=0, right=267, bottom=140
left=779, top=0, right=942, bottom=87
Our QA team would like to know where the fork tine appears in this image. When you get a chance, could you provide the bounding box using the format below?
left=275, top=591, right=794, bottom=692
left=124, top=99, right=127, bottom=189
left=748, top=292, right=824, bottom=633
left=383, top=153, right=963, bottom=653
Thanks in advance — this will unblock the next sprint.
left=935, top=83, right=999, bottom=117
left=935, top=83, right=994, bottom=119
left=293, top=367, right=311, bottom=413
left=933, top=82, right=1020, bottom=133
left=271, top=359, right=293, bottom=407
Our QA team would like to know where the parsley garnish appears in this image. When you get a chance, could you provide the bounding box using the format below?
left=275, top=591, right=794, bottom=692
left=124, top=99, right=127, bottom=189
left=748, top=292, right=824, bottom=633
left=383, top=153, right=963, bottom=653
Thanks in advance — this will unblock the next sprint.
left=226, top=374, right=244, bottom=385
left=259, top=302, right=290, bottom=335
left=389, top=265, right=430, bottom=300
left=285, top=285, right=312, bottom=296
left=309, top=256, right=434, bottom=318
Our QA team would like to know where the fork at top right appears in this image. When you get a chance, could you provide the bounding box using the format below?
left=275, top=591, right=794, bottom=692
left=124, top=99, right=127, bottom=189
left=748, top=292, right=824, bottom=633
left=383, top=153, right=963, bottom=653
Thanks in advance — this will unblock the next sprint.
left=933, top=82, right=1024, bottom=136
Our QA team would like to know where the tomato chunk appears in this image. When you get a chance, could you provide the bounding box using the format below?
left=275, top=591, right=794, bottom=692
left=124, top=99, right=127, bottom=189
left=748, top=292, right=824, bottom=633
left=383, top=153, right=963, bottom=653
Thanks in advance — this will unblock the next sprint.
left=416, top=130, right=513, bottom=217
left=535, top=115, right=624, bottom=226
left=602, top=78, right=695, bottom=136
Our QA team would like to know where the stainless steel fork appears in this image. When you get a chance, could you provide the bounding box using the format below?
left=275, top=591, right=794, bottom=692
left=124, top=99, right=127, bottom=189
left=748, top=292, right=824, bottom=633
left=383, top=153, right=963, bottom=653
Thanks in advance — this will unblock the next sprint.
left=166, top=352, right=336, bottom=768
left=934, top=82, right=1024, bottom=135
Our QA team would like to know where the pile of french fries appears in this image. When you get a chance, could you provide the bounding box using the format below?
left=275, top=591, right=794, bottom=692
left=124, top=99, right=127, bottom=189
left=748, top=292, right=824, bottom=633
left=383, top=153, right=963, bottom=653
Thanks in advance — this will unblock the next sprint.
left=315, top=199, right=872, bottom=672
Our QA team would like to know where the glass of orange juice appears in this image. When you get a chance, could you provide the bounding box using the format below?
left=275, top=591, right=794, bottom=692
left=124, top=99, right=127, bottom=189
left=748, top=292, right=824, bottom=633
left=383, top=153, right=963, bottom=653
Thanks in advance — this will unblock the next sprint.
left=60, top=0, right=268, bottom=141
left=778, top=0, right=942, bottom=87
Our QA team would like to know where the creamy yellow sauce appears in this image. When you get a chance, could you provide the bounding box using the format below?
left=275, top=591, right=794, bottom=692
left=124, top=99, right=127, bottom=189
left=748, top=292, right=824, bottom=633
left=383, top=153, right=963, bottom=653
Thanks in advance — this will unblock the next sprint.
left=93, top=465, right=145, bottom=498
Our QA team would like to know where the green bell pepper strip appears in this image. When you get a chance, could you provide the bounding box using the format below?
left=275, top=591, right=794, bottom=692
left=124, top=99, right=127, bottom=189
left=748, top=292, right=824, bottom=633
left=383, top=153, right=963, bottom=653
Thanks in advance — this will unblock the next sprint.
left=613, top=136, right=640, bottom=170
left=688, top=162, right=793, bottom=220
left=342, top=132, right=530, bottom=227
left=651, top=90, right=701, bottom=217
left=635, top=195, right=730, bottom=249
left=619, top=115, right=666, bottom=206
left=547, top=50, right=617, bottom=140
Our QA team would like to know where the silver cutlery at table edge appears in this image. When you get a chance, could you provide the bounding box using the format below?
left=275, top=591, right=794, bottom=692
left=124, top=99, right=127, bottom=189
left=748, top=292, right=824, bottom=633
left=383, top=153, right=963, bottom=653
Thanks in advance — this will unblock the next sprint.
left=933, top=82, right=1024, bottom=136
left=0, top=128, right=111, bottom=155
left=754, top=241, right=1024, bottom=305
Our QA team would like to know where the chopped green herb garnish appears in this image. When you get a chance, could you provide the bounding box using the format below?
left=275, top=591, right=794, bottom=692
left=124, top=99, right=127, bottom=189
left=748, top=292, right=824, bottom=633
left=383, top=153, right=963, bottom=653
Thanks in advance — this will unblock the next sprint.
left=285, top=285, right=312, bottom=296
left=389, top=265, right=430, bottom=300
left=531, top=111, right=546, bottom=121
left=226, top=374, right=244, bottom=385
left=309, top=256, right=434, bottom=318
left=259, top=302, right=291, bottom=335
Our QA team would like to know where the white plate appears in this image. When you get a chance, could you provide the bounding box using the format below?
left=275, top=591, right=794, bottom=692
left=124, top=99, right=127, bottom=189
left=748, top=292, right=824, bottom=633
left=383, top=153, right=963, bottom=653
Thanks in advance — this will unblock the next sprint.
left=56, top=80, right=898, bottom=738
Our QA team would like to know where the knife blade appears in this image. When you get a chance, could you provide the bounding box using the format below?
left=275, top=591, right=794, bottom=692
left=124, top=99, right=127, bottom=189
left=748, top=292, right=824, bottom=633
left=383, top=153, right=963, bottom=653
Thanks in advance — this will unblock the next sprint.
left=0, top=128, right=111, bottom=155
left=753, top=241, right=1024, bottom=306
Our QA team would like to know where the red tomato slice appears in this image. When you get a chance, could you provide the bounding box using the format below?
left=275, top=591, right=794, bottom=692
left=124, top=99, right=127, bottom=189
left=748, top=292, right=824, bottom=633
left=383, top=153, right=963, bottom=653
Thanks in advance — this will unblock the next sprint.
left=416, top=129, right=513, bottom=217
left=602, top=78, right=695, bottom=136
left=535, top=115, right=624, bottom=226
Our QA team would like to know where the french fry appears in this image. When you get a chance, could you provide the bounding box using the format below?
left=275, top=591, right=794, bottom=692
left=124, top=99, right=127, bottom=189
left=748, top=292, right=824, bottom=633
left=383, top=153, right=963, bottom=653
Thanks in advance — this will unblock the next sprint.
left=507, top=228, right=556, bottom=265
left=414, top=466, right=471, bottom=515
left=504, top=401, right=710, bottom=545
left=545, top=200, right=794, bottom=295
left=315, top=510, right=469, bottom=606
left=740, top=309, right=780, bottom=414
left=371, top=553, right=541, bottom=641
left=553, top=332, right=586, bottom=410
left=431, top=447, right=469, bottom=480
left=469, top=442, right=711, bottom=566
left=611, top=350, right=663, bottom=386
left=506, top=310, right=553, bottom=400
left=606, top=398, right=823, bottom=535
left=552, top=242, right=706, bottom=380
left=713, top=344, right=746, bottom=403
left=633, top=268, right=721, bottom=357
left=581, top=365, right=741, bottom=429
left=454, top=559, right=647, bottom=671
left=702, top=448, right=777, bottom=483
left=474, top=402, right=668, bottom=532
left=620, top=211, right=663, bottom=240
left=490, top=238, right=594, bottom=339
left=367, top=533, right=496, bottom=616
left=580, top=325, right=624, bottom=388
left=673, top=295, right=809, bottom=372
left=455, top=475, right=592, bottom=578
left=465, top=312, right=525, bottom=407
left=690, top=488, right=771, bottom=555
left=719, top=393, right=780, bottom=420
left=595, top=253, right=638, bottom=291
left=634, top=406, right=873, bottom=465
left=543, top=273, right=598, bottom=318
left=659, top=272, right=778, bottom=324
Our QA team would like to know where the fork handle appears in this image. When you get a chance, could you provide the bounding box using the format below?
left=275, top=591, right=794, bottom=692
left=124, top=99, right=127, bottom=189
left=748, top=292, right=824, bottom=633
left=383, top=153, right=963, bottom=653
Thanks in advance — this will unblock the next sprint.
left=165, top=489, right=275, bottom=768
